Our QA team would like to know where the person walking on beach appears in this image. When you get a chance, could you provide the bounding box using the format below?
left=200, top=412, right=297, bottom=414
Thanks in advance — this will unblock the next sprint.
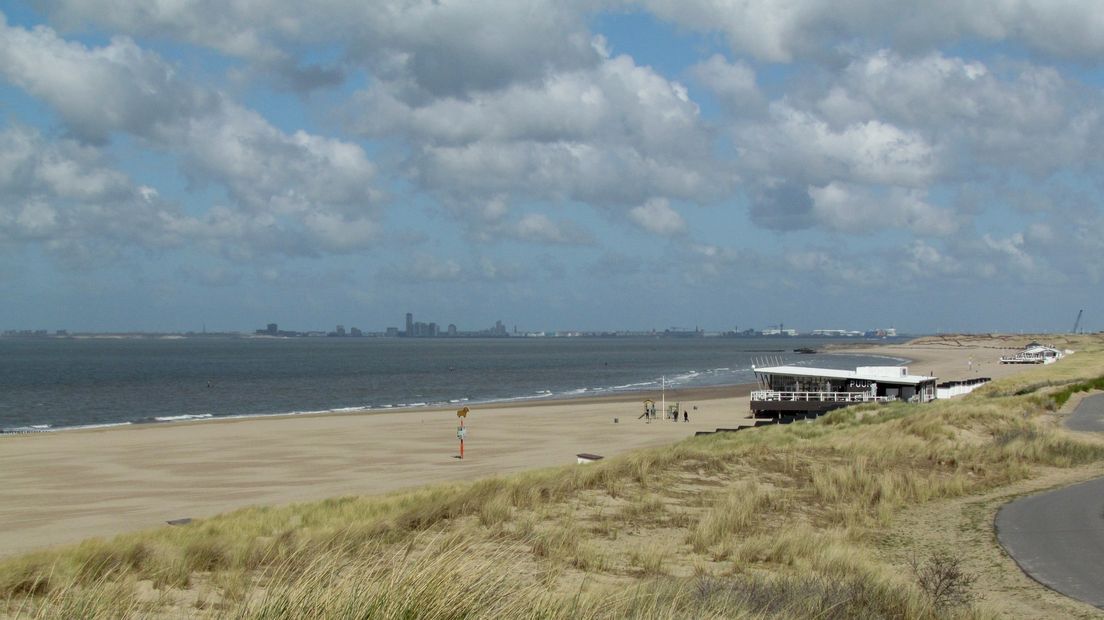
left=683, top=410, right=688, bottom=422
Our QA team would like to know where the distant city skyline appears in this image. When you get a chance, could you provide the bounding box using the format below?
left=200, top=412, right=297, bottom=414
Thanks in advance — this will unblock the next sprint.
left=1, top=319, right=940, bottom=338
left=0, top=3, right=1100, bottom=334
left=0, top=307, right=1088, bottom=337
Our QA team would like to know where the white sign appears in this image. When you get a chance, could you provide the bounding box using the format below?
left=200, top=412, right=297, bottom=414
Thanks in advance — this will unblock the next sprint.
left=457, top=427, right=467, bottom=439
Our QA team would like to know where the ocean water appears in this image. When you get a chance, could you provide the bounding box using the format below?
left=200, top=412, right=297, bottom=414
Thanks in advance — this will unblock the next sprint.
left=0, top=336, right=906, bottom=432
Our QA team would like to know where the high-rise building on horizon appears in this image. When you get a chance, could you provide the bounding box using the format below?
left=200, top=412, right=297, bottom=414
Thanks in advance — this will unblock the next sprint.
left=405, top=312, right=413, bottom=337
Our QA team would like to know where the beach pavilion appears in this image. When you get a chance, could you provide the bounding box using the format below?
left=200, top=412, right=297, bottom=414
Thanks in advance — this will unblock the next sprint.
left=750, top=365, right=938, bottom=418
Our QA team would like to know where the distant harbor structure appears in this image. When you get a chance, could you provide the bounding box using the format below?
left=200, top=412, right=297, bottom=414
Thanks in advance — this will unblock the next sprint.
left=750, top=364, right=938, bottom=418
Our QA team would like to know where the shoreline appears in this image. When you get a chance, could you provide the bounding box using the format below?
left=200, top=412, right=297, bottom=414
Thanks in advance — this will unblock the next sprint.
left=0, top=382, right=762, bottom=438
left=1, top=348, right=913, bottom=437
left=0, top=338, right=1043, bottom=557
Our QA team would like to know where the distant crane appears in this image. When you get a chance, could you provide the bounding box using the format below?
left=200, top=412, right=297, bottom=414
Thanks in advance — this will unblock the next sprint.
left=1072, top=309, right=1083, bottom=334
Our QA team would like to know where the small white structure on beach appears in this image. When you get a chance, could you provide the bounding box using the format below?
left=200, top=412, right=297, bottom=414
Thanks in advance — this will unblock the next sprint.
left=1000, top=344, right=1064, bottom=365
left=576, top=453, right=604, bottom=464
left=936, top=377, right=991, bottom=398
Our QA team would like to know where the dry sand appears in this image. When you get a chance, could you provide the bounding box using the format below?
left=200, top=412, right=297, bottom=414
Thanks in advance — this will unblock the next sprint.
left=0, top=338, right=1041, bottom=557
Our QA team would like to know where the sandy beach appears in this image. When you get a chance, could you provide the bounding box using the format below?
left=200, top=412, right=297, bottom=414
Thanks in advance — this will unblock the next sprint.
left=0, top=338, right=1044, bottom=557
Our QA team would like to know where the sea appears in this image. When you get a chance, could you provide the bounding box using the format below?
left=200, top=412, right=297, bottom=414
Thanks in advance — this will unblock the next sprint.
left=0, top=336, right=908, bottom=433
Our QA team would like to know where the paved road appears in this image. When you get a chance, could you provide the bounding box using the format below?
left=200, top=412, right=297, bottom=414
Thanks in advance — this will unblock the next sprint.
left=996, top=393, right=1104, bottom=610
left=1066, top=391, right=1104, bottom=433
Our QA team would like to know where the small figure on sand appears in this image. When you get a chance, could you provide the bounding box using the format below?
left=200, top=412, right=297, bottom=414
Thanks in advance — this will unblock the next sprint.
left=683, top=410, right=688, bottom=422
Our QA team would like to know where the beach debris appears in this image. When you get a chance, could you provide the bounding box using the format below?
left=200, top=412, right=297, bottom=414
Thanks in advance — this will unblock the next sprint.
left=576, top=453, right=604, bottom=464
left=166, top=517, right=192, bottom=526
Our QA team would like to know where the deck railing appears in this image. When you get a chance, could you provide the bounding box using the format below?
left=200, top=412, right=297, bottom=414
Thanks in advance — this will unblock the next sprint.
left=999, top=355, right=1045, bottom=364
left=750, top=390, right=893, bottom=403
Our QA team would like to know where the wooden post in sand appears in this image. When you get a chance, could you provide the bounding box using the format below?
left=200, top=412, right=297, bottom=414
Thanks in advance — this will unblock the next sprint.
left=456, top=406, right=469, bottom=459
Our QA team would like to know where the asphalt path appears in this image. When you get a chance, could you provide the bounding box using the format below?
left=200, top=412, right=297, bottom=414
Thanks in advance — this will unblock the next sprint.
left=995, top=393, right=1104, bottom=610
left=1066, top=391, right=1104, bottom=433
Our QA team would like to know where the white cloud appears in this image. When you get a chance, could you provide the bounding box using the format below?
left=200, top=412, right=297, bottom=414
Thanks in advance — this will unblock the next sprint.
left=784, top=249, right=884, bottom=288
left=471, top=211, right=594, bottom=246
left=0, top=125, right=130, bottom=201
left=510, top=213, right=592, bottom=245
left=37, top=0, right=602, bottom=95
left=808, top=182, right=957, bottom=236
left=822, top=50, right=1103, bottom=175
left=739, top=103, right=939, bottom=188
left=690, top=54, right=762, bottom=110
left=733, top=48, right=1103, bottom=239
left=639, top=0, right=1104, bottom=62
left=0, top=19, right=382, bottom=256
left=629, top=198, right=687, bottom=236
left=903, top=240, right=962, bottom=278
left=981, top=232, right=1037, bottom=275
left=352, top=52, right=723, bottom=209
left=0, top=125, right=190, bottom=255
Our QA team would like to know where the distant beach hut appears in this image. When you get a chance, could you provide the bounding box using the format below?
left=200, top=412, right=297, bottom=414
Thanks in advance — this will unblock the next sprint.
left=576, top=453, right=604, bottom=464
left=1000, top=344, right=1064, bottom=365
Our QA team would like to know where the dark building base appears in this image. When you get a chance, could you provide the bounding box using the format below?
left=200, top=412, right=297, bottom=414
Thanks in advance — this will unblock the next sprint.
left=750, top=399, right=854, bottom=418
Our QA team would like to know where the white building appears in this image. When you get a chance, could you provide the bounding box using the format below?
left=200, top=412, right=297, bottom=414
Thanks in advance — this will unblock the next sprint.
left=1000, top=344, right=1064, bottom=365
left=750, top=365, right=938, bottom=418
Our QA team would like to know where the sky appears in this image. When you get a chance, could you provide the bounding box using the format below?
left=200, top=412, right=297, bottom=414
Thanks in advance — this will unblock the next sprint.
left=0, top=1, right=1101, bottom=334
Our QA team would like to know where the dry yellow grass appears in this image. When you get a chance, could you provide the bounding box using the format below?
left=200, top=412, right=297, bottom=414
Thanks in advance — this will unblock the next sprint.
left=4, top=334, right=1104, bottom=619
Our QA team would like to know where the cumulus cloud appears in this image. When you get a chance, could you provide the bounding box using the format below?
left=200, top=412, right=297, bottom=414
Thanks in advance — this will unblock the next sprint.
left=0, top=18, right=382, bottom=257
left=352, top=51, right=726, bottom=210
left=507, top=213, right=593, bottom=245
left=820, top=50, right=1103, bottom=176
left=640, top=0, right=1104, bottom=62
left=472, top=212, right=594, bottom=245
left=728, top=46, right=1103, bottom=241
left=0, top=124, right=201, bottom=265
left=896, top=230, right=1064, bottom=286
left=747, top=182, right=814, bottom=231
left=738, top=103, right=939, bottom=188
left=36, top=0, right=602, bottom=95
left=629, top=198, right=687, bottom=236
left=0, top=17, right=209, bottom=143
left=785, top=249, right=884, bottom=287
left=0, top=125, right=130, bottom=202
left=690, top=54, right=763, bottom=110
left=808, top=182, right=957, bottom=236
left=903, top=240, right=962, bottom=279
left=980, top=233, right=1039, bottom=276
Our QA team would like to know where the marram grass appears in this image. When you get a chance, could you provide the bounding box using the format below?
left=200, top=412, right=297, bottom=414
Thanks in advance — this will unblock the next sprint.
left=4, top=334, right=1104, bottom=619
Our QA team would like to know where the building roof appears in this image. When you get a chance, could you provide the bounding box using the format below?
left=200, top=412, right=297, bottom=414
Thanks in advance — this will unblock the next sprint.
left=753, top=365, right=937, bottom=385
left=1022, top=345, right=1061, bottom=354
